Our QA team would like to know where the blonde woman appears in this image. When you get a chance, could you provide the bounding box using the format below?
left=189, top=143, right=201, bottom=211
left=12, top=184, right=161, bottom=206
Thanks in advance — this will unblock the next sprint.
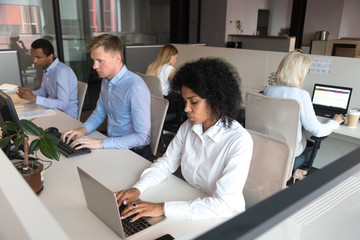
left=264, top=51, right=344, bottom=182
left=146, top=44, right=178, bottom=96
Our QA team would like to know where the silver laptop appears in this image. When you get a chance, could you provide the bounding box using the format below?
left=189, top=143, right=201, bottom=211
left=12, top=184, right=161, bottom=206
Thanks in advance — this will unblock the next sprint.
left=77, top=167, right=165, bottom=239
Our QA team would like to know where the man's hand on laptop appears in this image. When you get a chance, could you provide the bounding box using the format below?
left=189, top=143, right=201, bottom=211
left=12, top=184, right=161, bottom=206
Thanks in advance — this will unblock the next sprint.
left=333, top=114, right=344, bottom=124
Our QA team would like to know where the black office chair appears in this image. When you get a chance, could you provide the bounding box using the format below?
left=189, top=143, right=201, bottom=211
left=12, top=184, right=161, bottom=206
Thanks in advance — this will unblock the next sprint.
left=160, top=92, right=186, bottom=151
left=303, top=135, right=328, bottom=173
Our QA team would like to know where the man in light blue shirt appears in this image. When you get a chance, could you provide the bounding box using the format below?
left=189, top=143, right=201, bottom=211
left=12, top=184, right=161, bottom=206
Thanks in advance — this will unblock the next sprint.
left=17, top=38, right=78, bottom=119
left=61, top=34, right=151, bottom=157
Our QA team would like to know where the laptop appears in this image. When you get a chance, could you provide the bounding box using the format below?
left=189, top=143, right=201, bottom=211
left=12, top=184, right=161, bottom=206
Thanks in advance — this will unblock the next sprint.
left=311, top=84, right=352, bottom=118
left=77, top=167, right=165, bottom=239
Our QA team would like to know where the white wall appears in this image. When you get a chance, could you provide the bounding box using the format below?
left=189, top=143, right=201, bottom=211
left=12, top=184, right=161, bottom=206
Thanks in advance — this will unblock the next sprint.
left=268, top=0, right=292, bottom=36
left=339, top=0, right=360, bottom=38
left=303, top=0, right=344, bottom=46
left=225, top=0, right=270, bottom=38
left=224, top=0, right=292, bottom=42
left=303, top=0, right=360, bottom=46
left=221, top=0, right=360, bottom=48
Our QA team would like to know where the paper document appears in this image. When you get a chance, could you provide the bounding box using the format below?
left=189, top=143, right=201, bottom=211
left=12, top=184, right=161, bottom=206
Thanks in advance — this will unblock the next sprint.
left=10, top=94, right=29, bottom=109
left=18, top=109, right=57, bottom=119
left=0, top=83, right=19, bottom=92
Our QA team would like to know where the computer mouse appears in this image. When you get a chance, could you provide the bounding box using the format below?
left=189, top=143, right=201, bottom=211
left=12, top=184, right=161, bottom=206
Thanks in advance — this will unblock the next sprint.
left=45, top=127, right=59, bottom=134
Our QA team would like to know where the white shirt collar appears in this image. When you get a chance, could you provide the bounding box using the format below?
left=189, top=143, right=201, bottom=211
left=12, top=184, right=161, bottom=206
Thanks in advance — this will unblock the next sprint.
left=191, top=120, right=225, bottom=143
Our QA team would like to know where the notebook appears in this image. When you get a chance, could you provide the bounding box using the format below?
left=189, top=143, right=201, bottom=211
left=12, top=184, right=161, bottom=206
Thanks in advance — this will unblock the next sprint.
left=311, top=84, right=352, bottom=118
left=77, top=167, right=165, bottom=239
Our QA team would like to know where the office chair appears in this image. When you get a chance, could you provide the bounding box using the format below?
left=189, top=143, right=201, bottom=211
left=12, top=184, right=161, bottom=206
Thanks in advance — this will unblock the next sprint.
left=148, top=95, right=169, bottom=162
left=245, top=92, right=327, bottom=183
left=136, top=72, right=163, bottom=99
left=77, top=81, right=88, bottom=121
left=244, top=130, right=291, bottom=208
left=137, top=72, right=183, bottom=149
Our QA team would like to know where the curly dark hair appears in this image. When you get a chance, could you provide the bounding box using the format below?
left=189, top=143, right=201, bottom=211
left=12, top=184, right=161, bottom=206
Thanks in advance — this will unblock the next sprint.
left=31, top=38, right=54, bottom=57
left=171, top=57, right=242, bottom=127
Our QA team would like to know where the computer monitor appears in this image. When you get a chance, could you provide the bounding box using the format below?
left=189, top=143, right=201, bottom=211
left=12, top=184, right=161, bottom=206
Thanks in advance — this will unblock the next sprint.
left=195, top=147, right=360, bottom=240
left=0, top=49, right=23, bottom=86
left=0, top=90, right=22, bottom=158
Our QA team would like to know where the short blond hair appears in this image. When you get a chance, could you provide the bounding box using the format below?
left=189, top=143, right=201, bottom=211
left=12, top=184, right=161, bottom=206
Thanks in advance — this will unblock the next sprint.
left=86, top=34, right=124, bottom=60
left=275, top=51, right=312, bottom=88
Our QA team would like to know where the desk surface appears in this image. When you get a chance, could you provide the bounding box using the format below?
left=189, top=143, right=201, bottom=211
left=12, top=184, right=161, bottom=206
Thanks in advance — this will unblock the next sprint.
left=317, top=116, right=360, bottom=143
left=309, top=116, right=360, bottom=169
left=25, top=107, right=228, bottom=239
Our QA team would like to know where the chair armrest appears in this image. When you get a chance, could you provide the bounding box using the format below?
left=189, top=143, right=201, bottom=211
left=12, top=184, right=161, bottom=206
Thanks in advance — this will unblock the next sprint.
left=310, top=135, right=328, bottom=142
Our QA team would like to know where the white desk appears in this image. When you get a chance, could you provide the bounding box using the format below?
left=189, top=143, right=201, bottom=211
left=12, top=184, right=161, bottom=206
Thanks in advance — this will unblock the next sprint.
left=311, top=116, right=360, bottom=169
left=23, top=109, right=229, bottom=239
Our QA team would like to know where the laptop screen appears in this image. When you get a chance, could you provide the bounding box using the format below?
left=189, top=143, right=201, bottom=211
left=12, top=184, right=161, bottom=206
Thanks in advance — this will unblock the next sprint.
left=312, top=84, right=352, bottom=111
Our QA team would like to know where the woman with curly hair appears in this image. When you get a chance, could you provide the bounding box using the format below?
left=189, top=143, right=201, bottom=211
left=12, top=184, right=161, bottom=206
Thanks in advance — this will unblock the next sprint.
left=116, top=58, right=253, bottom=220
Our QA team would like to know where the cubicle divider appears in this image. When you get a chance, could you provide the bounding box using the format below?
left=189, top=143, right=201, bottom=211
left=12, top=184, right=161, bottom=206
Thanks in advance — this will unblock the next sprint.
left=0, top=150, right=69, bottom=239
left=124, top=45, right=164, bottom=74
left=173, top=44, right=360, bottom=110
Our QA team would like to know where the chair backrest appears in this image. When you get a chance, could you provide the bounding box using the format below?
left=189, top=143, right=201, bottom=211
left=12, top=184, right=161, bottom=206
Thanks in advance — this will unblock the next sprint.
left=150, top=95, right=169, bottom=156
left=245, top=92, right=300, bottom=181
left=77, top=81, right=88, bottom=120
left=137, top=72, right=163, bottom=98
left=244, top=130, right=291, bottom=209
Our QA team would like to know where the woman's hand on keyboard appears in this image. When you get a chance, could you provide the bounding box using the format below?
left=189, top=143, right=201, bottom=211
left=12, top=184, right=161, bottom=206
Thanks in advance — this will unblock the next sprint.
left=116, top=188, right=140, bottom=207
left=70, top=136, right=103, bottom=149
left=332, top=114, right=344, bottom=124
left=120, top=201, right=164, bottom=222
left=61, top=127, right=87, bottom=144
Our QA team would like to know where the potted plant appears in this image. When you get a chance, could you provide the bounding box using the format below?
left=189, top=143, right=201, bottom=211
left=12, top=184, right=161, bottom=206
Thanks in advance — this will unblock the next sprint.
left=0, top=119, right=59, bottom=194
left=236, top=20, right=244, bottom=34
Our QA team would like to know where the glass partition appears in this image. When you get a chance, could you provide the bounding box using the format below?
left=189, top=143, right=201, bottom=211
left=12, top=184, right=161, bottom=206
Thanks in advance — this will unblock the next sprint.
left=0, top=0, right=170, bottom=110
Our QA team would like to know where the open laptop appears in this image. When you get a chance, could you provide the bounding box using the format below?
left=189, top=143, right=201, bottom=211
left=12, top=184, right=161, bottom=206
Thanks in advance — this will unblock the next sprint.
left=77, top=167, right=165, bottom=239
left=311, top=84, right=352, bottom=118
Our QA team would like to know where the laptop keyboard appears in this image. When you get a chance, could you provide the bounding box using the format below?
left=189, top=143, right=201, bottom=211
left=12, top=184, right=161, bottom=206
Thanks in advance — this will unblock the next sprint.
left=315, top=108, right=344, bottom=118
left=315, top=108, right=335, bottom=118
left=119, top=204, right=152, bottom=236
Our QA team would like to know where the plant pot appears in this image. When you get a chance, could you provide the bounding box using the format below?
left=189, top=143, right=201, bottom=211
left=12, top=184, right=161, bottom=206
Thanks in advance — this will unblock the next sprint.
left=13, top=160, right=44, bottom=195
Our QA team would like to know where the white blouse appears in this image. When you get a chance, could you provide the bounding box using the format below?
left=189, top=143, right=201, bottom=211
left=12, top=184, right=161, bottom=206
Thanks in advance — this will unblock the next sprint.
left=132, top=119, right=253, bottom=219
left=158, top=64, right=175, bottom=96
left=264, top=85, right=339, bottom=156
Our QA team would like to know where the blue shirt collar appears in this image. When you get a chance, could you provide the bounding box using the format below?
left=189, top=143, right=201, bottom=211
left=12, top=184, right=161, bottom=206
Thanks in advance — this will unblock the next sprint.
left=45, top=58, right=59, bottom=73
left=105, top=65, right=128, bottom=86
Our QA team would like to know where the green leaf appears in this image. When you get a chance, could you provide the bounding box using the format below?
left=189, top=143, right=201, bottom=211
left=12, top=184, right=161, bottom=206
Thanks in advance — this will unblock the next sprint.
left=0, top=136, right=11, bottom=149
left=19, top=119, right=44, bottom=136
left=13, top=135, right=23, bottom=148
left=29, top=139, right=40, bottom=155
left=45, top=133, right=60, bottom=144
left=39, top=136, right=60, bottom=161
left=2, top=121, right=19, bottom=132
